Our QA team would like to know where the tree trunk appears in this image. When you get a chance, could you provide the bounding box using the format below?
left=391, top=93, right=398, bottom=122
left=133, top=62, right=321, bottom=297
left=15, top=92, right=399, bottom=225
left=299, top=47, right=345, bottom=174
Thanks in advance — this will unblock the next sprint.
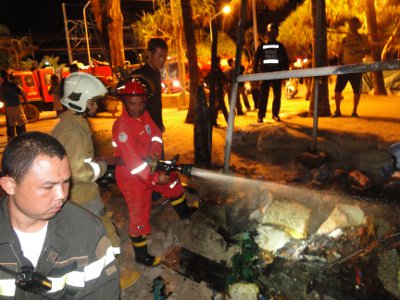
left=180, top=0, right=211, bottom=167
left=381, top=20, right=400, bottom=61
left=365, top=0, right=387, bottom=95
left=91, top=0, right=125, bottom=78
left=309, top=0, right=330, bottom=117
left=105, top=0, right=125, bottom=71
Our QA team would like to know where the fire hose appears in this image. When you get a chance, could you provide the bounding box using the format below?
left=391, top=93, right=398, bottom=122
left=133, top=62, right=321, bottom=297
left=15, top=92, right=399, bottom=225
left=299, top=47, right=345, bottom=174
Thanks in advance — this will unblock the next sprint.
left=97, top=154, right=193, bottom=187
left=146, top=154, right=192, bottom=177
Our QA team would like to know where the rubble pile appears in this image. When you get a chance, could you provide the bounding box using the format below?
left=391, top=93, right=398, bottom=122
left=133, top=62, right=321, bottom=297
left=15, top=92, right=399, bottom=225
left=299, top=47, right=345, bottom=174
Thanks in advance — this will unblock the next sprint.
left=194, top=176, right=400, bottom=299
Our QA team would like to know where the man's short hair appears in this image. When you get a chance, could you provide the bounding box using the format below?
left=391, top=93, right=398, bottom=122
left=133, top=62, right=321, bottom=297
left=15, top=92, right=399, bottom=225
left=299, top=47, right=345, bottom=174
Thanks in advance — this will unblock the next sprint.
left=1, top=131, right=67, bottom=183
left=348, top=17, right=361, bottom=29
left=0, top=70, right=8, bottom=80
left=148, top=38, right=168, bottom=53
left=69, top=63, right=80, bottom=73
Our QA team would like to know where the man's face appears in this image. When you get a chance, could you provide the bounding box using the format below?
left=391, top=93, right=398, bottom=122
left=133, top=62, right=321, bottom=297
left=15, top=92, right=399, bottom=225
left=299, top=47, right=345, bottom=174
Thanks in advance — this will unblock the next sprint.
left=267, top=29, right=278, bottom=40
left=2, top=155, right=71, bottom=226
left=123, top=95, right=147, bottom=118
left=86, top=99, right=98, bottom=117
left=148, top=47, right=168, bottom=70
left=348, top=20, right=360, bottom=33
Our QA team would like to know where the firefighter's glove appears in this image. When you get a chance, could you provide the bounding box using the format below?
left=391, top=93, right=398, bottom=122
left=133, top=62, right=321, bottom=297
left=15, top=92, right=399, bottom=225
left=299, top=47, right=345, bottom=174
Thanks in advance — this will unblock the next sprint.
left=97, top=164, right=116, bottom=187
left=146, top=155, right=159, bottom=173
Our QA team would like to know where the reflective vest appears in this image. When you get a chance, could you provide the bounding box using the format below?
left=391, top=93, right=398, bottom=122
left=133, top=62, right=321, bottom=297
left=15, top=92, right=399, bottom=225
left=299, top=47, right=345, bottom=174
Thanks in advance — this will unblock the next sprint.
left=0, top=198, right=119, bottom=299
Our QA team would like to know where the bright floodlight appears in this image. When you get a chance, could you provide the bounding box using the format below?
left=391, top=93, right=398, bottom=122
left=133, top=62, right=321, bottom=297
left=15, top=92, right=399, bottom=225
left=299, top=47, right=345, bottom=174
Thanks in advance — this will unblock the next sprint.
left=222, top=5, right=231, bottom=14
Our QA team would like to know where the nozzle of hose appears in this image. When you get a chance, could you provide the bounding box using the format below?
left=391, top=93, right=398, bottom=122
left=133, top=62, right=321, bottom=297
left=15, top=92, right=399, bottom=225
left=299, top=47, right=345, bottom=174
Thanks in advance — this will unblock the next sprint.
left=175, top=164, right=192, bottom=177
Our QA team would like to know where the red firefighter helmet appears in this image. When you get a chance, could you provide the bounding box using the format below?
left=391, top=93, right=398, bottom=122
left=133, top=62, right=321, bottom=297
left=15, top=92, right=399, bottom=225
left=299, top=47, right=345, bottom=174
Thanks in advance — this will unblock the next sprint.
left=116, top=76, right=152, bottom=97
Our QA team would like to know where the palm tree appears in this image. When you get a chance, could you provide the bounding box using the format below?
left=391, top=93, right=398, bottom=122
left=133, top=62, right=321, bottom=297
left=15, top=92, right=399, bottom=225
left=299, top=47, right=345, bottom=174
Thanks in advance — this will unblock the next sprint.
left=0, top=35, right=35, bottom=70
left=309, top=0, right=330, bottom=116
left=364, top=0, right=386, bottom=95
left=229, top=0, right=289, bottom=54
left=91, top=0, right=125, bottom=78
left=180, top=0, right=212, bottom=167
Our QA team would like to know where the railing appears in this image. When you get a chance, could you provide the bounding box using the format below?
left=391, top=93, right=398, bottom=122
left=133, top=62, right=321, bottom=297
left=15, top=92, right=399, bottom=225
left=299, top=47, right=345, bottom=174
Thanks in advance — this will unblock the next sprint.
left=223, top=60, right=400, bottom=172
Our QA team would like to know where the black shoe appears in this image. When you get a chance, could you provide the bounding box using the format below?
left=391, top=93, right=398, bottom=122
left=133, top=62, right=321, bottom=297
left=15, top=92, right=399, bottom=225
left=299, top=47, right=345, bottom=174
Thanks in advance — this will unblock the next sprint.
left=171, top=196, right=197, bottom=220
left=272, top=115, right=281, bottom=122
left=135, top=253, right=161, bottom=266
left=257, top=118, right=263, bottom=123
left=131, top=236, right=161, bottom=267
left=351, top=112, right=359, bottom=118
left=331, top=111, right=342, bottom=118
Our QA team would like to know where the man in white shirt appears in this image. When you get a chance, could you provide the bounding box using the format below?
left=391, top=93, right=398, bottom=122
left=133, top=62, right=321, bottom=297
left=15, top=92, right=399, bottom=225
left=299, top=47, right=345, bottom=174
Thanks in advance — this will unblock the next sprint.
left=0, top=131, right=119, bottom=299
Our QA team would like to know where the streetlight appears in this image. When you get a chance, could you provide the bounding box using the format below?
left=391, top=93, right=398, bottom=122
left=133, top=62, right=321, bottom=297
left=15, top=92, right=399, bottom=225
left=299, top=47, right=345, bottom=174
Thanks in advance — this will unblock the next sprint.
left=209, top=5, right=231, bottom=43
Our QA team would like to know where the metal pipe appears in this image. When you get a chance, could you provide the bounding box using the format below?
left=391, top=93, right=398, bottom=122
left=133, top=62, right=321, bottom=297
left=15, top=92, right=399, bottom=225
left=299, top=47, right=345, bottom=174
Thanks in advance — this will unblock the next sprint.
left=223, top=0, right=247, bottom=173
left=83, top=1, right=92, bottom=66
left=233, top=60, right=400, bottom=83
left=312, top=77, right=319, bottom=151
left=62, top=3, right=73, bottom=64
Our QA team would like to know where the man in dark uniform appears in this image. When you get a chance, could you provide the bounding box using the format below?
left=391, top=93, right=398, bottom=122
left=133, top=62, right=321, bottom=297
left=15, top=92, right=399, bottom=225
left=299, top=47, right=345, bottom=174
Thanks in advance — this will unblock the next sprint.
left=131, top=38, right=168, bottom=133
left=254, top=23, right=289, bottom=122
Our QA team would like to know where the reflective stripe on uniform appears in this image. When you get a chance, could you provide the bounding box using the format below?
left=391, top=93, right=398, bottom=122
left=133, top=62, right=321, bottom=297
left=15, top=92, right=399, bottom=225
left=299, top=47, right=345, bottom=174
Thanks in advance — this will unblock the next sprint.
left=263, top=44, right=279, bottom=49
left=263, top=59, right=279, bottom=64
left=130, top=162, right=147, bottom=175
left=112, top=247, right=120, bottom=255
left=151, top=136, right=162, bottom=144
left=0, top=279, right=16, bottom=297
left=84, top=158, right=101, bottom=181
left=169, top=178, right=179, bottom=189
left=0, top=246, right=116, bottom=296
left=84, top=245, right=115, bottom=281
left=47, top=245, right=115, bottom=293
left=132, top=240, right=147, bottom=247
left=170, top=194, right=185, bottom=206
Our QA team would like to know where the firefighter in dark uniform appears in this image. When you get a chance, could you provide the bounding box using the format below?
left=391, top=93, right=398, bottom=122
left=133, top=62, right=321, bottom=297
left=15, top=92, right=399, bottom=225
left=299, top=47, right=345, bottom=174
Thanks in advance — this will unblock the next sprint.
left=254, top=23, right=289, bottom=122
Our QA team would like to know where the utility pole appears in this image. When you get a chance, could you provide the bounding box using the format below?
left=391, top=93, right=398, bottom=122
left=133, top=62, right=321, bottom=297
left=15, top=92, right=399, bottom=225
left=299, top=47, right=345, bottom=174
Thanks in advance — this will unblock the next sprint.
left=252, top=0, right=259, bottom=51
left=170, top=0, right=186, bottom=108
left=83, top=1, right=92, bottom=67
left=62, top=3, right=73, bottom=64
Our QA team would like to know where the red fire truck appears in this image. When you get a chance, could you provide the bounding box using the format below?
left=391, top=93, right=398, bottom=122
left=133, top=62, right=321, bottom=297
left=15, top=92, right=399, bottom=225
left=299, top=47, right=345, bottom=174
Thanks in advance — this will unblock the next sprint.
left=0, top=66, right=113, bottom=123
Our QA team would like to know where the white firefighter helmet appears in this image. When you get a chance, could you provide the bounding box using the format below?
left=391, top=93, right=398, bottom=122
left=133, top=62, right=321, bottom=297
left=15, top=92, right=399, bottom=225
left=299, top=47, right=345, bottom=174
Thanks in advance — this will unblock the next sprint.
left=61, top=72, right=107, bottom=112
left=390, top=142, right=400, bottom=169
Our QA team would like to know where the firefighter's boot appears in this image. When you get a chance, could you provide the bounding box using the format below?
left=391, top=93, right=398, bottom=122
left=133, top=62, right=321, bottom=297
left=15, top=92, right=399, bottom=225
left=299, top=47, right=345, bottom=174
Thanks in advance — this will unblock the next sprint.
left=170, top=194, right=197, bottom=220
left=118, top=242, right=141, bottom=290
left=131, top=235, right=161, bottom=267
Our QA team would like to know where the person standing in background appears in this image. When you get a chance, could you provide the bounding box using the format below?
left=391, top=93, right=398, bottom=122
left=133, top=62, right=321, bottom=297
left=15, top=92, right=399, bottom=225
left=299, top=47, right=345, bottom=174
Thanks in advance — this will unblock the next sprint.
left=48, top=74, right=64, bottom=116
left=246, top=59, right=260, bottom=111
left=236, top=65, right=251, bottom=114
left=254, top=23, right=289, bottom=123
left=332, top=17, right=370, bottom=118
left=0, top=70, right=28, bottom=140
left=131, top=38, right=168, bottom=133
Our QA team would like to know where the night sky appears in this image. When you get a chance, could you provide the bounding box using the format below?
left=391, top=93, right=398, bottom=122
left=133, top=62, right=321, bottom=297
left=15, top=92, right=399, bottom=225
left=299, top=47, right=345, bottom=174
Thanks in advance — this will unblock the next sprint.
left=0, top=0, right=153, bottom=35
left=1, top=0, right=300, bottom=64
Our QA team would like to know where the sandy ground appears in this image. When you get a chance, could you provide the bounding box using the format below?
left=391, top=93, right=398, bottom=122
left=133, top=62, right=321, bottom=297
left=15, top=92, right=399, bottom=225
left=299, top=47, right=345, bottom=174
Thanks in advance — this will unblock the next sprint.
left=117, top=82, right=400, bottom=299
left=0, top=81, right=399, bottom=299
left=161, top=82, right=400, bottom=182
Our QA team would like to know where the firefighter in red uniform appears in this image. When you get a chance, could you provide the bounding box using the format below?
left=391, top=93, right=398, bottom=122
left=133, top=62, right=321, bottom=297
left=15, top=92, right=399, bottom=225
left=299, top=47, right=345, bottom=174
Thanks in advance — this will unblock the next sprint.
left=112, top=76, right=197, bottom=266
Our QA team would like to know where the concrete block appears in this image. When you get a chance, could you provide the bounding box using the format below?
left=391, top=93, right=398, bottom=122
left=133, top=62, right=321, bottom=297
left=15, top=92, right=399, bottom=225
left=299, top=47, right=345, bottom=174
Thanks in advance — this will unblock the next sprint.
left=317, top=204, right=365, bottom=235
